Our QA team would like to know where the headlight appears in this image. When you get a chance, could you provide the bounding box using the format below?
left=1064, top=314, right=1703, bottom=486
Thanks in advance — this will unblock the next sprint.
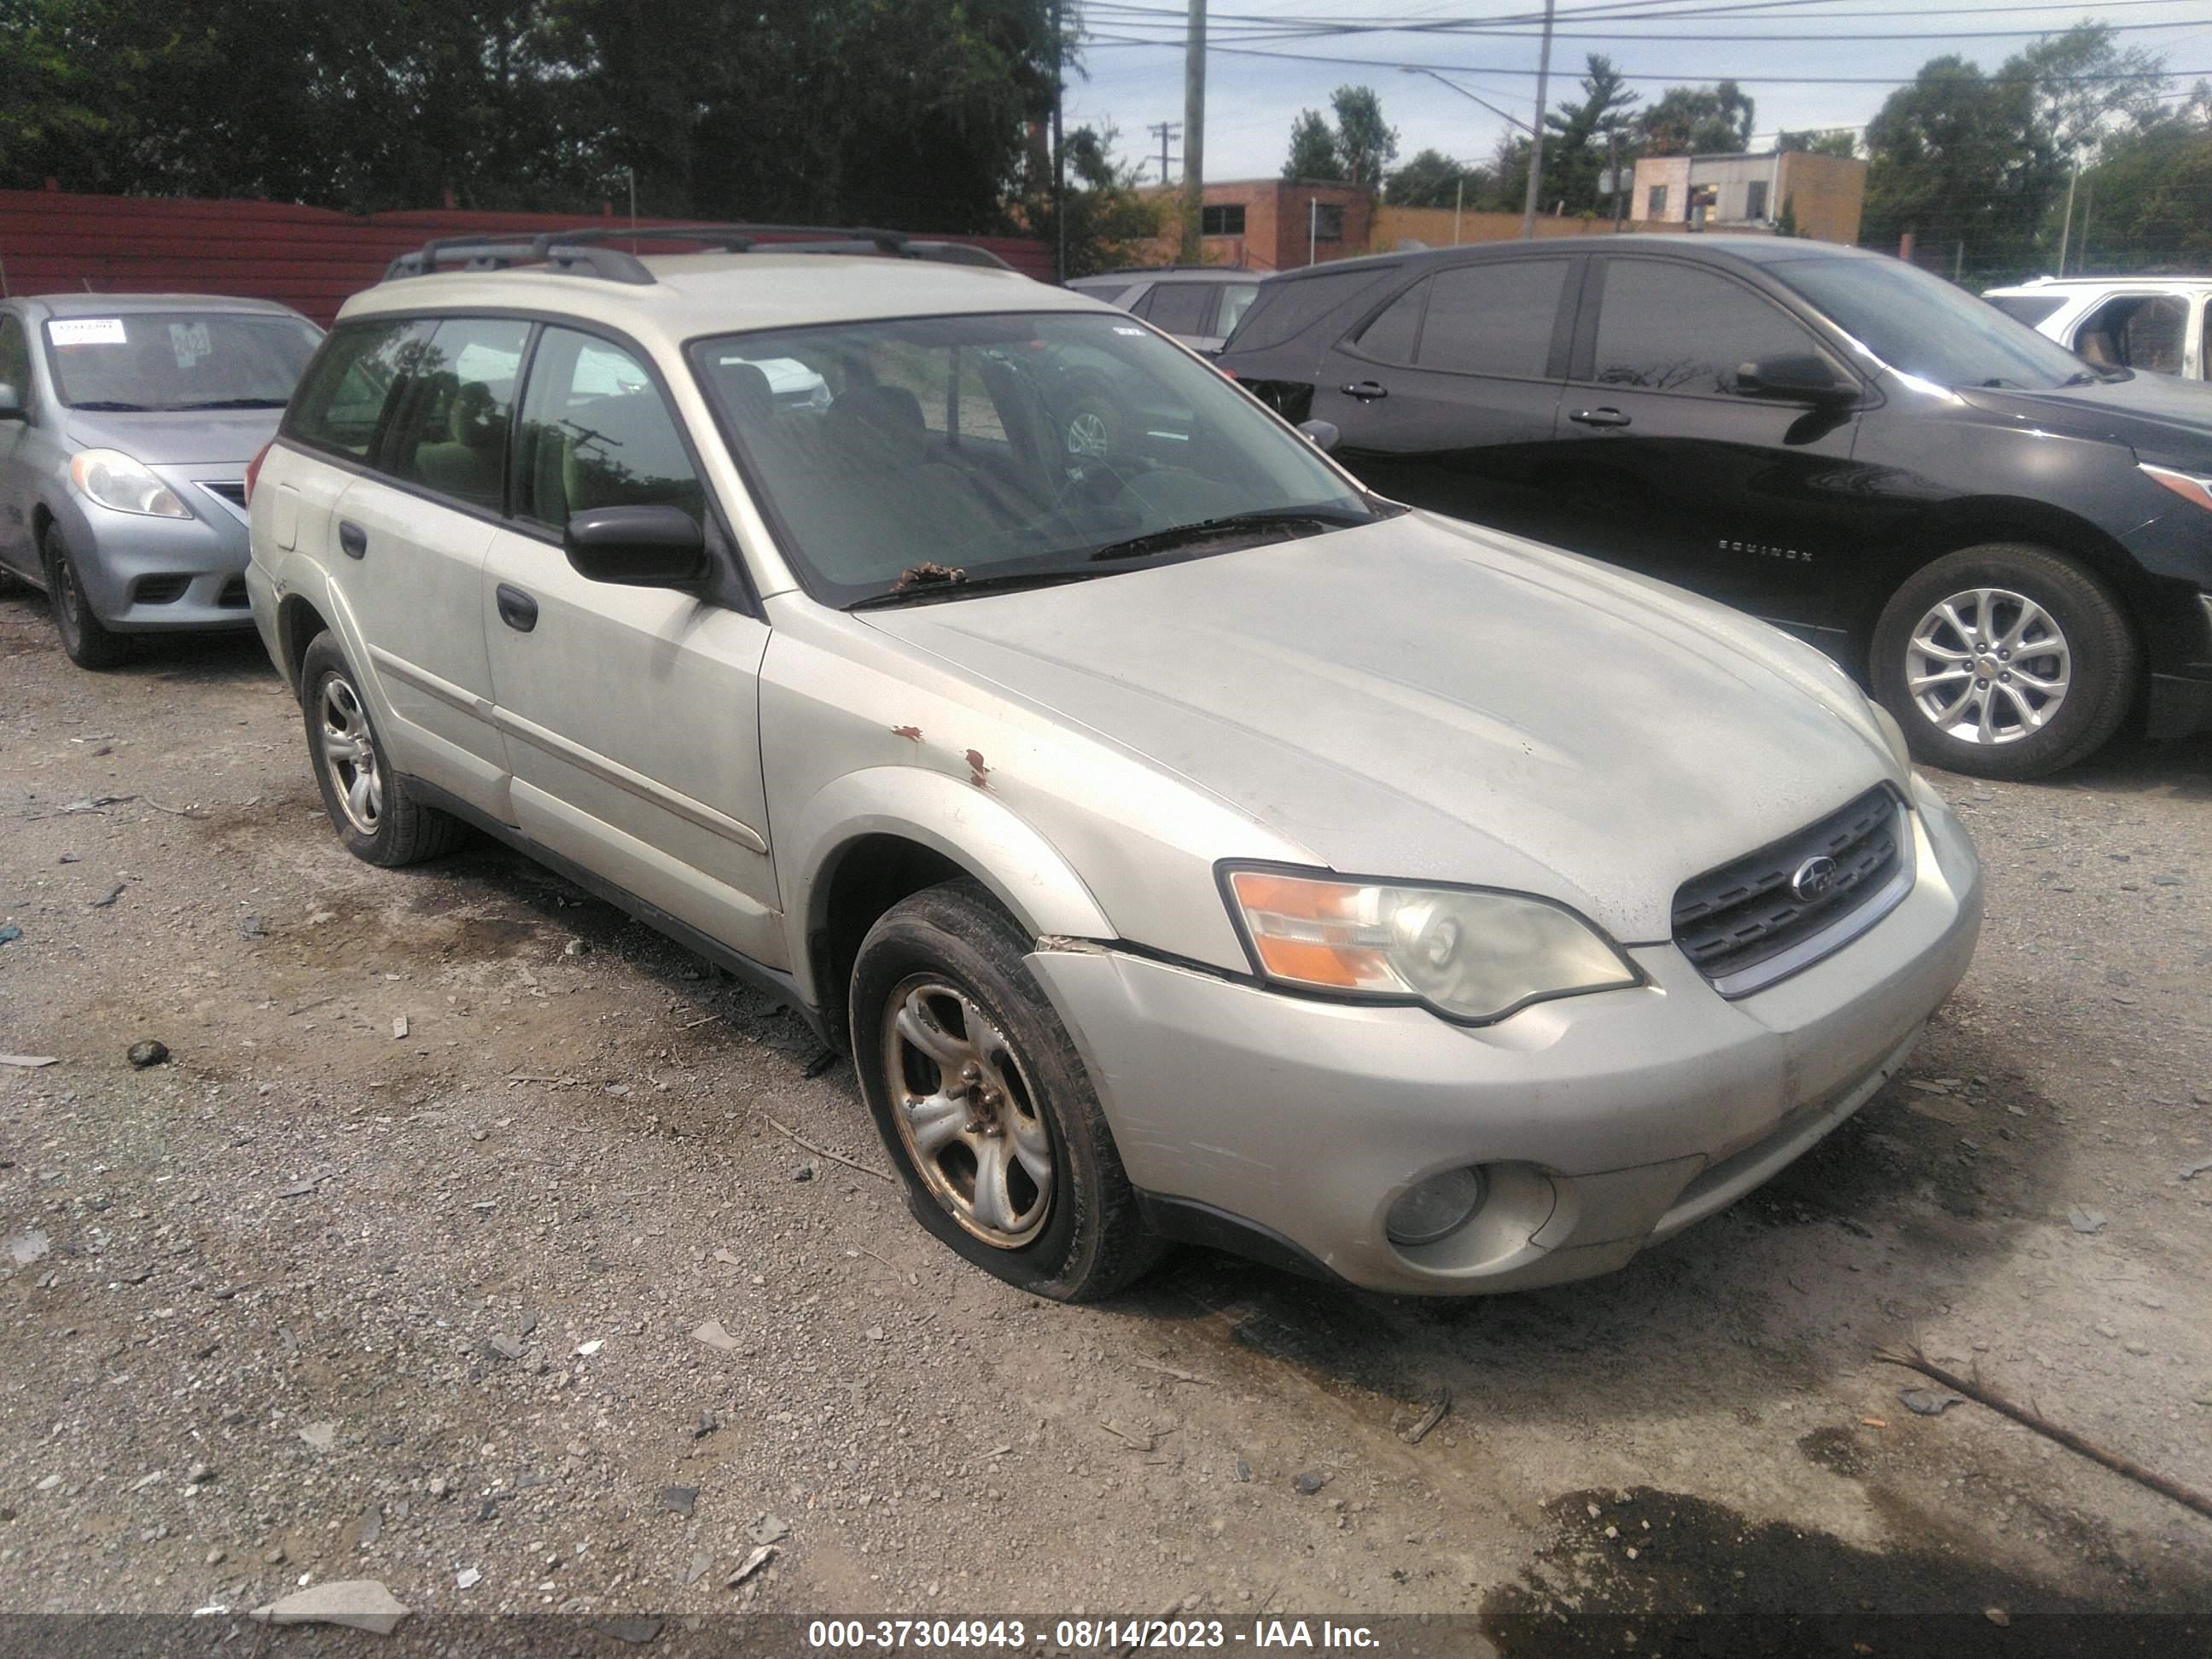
left=2141, top=463, right=2212, bottom=513
left=1222, top=867, right=1640, bottom=1023
left=70, top=449, right=189, bottom=519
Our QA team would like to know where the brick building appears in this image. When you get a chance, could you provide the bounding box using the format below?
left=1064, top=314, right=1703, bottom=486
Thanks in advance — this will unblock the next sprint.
left=1144, top=178, right=1374, bottom=273
left=1627, top=150, right=1866, bottom=244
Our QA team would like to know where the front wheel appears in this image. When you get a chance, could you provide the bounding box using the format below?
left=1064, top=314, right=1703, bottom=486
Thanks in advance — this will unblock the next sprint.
left=1871, top=544, right=2138, bottom=780
left=849, top=880, right=1163, bottom=1301
left=44, top=526, right=132, bottom=669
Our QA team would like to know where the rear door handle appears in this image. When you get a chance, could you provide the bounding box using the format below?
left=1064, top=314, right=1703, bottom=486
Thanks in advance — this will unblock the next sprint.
left=1569, top=407, right=1632, bottom=428
left=1340, top=380, right=1389, bottom=402
left=495, top=584, right=538, bottom=633
left=338, top=520, right=368, bottom=558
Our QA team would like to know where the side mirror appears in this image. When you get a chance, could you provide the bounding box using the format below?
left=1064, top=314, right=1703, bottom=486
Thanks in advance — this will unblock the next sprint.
left=563, top=504, right=707, bottom=587
left=0, top=381, right=25, bottom=421
left=1735, top=354, right=1855, bottom=405
left=1296, top=419, right=1342, bottom=454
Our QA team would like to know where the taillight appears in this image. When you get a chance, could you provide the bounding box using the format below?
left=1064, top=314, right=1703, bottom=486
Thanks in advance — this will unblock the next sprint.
left=243, top=440, right=274, bottom=504
left=1216, top=365, right=1238, bottom=380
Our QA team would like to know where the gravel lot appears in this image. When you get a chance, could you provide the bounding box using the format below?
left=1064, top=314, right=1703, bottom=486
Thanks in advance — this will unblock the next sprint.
left=3, top=585, right=2209, bottom=1644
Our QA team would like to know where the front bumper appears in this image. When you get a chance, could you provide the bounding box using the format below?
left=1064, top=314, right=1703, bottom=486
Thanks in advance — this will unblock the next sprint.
left=1029, top=777, right=1983, bottom=1296
left=58, top=473, right=254, bottom=633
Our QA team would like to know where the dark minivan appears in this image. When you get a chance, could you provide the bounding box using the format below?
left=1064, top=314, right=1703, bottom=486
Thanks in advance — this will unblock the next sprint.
left=1217, top=236, right=2212, bottom=778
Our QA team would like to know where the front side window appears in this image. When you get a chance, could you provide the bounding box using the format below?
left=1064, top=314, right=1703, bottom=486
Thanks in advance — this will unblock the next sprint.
left=689, top=311, right=1377, bottom=606
left=0, top=314, right=32, bottom=401
left=1420, top=259, right=1569, bottom=379
left=288, top=317, right=431, bottom=463
left=384, top=317, right=530, bottom=511
left=43, top=309, right=320, bottom=411
left=515, top=329, right=707, bottom=530
left=1591, top=259, right=1818, bottom=395
left=2075, top=294, right=2188, bottom=376
left=1769, top=252, right=2099, bottom=392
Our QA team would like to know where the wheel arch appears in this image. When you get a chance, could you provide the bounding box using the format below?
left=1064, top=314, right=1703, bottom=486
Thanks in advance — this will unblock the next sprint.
left=276, top=592, right=332, bottom=693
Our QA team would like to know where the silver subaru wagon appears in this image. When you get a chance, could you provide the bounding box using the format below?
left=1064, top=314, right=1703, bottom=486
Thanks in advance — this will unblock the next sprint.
left=246, top=227, right=1982, bottom=1301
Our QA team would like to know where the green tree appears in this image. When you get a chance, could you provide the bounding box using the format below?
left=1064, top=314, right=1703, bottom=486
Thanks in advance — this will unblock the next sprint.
left=1541, top=54, right=1639, bottom=212
left=1778, top=130, right=1857, bottom=158
left=1633, top=80, right=1756, bottom=157
left=1282, top=85, right=1397, bottom=188
left=1283, top=108, right=1344, bottom=182
left=2069, top=86, right=2212, bottom=271
left=1035, top=123, right=1164, bottom=277
left=1385, top=148, right=1479, bottom=208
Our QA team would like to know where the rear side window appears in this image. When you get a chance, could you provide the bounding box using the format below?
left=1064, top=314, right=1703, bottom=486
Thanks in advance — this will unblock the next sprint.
left=1987, top=294, right=2064, bottom=328
left=1354, top=281, right=1428, bottom=364
left=385, top=317, right=530, bottom=511
left=1144, top=282, right=1217, bottom=337
left=515, top=328, right=704, bottom=529
left=1590, top=259, right=1817, bottom=395
left=1217, top=282, right=1261, bottom=336
left=1418, top=259, right=1569, bottom=378
left=2075, top=293, right=2188, bottom=375
left=1225, top=267, right=1395, bottom=352
left=1074, top=282, right=1134, bottom=307
left=287, top=318, right=430, bottom=463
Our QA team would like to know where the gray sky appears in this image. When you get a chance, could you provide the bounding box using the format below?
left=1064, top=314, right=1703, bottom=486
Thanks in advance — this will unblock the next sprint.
left=1062, top=0, right=2212, bottom=183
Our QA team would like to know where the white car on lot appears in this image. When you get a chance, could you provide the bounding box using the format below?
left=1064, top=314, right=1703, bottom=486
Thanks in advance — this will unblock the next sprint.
left=1983, top=276, right=2211, bottom=382
left=245, top=224, right=1982, bottom=1302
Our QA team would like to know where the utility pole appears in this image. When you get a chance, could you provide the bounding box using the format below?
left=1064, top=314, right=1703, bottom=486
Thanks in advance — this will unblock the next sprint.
left=1520, top=0, right=1556, bottom=241
left=1608, top=130, right=1621, bottom=230
left=1051, top=0, right=1066, bottom=282
left=1453, top=176, right=1464, bottom=245
left=1148, top=121, right=1182, bottom=189
left=1179, top=0, right=1206, bottom=264
left=2057, top=162, right=2077, bottom=278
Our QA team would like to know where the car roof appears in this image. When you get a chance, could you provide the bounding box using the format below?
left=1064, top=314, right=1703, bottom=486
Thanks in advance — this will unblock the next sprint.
left=345, top=252, right=1097, bottom=339
left=1983, top=276, right=2212, bottom=294
left=1262, top=233, right=1881, bottom=284
left=22, top=291, right=308, bottom=317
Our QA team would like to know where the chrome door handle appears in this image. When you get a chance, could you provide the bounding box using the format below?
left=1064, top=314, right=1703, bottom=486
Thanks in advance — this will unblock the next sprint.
left=1569, top=407, right=1632, bottom=428
left=1341, top=380, right=1389, bottom=401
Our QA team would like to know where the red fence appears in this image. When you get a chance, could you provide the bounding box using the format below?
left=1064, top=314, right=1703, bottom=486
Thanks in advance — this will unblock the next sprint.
left=0, top=189, right=1055, bottom=324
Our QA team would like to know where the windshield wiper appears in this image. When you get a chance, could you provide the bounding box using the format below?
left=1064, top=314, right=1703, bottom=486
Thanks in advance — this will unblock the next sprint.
left=1086, top=506, right=1371, bottom=563
left=171, top=397, right=288, bottom=410
left=848, top=567, right=1115, bottom=609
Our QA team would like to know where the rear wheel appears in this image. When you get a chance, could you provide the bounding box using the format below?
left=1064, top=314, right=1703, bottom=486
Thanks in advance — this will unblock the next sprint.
left=44, top=525, right=131, bottom=669
left=300, top=633, right=468, bottom=866
left=1871, top=543, right=2137, bottom=779
left=850, top=880, right=1163, bottom=1301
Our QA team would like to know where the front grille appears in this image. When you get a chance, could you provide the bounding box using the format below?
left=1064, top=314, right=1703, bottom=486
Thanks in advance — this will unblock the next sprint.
left=131, top=574, right=189, bottom=605
left=1672, top=784, right=1907, bottom=994
left=215, top=575, right=250, bottom=608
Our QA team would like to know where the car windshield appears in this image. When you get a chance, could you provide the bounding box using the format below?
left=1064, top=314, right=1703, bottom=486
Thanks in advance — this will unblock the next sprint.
left=43, top=311, right=322, bottom=410
left=1767, top=255, right=2098, bottom=392
left=688, top=310, right=1377, bottom=606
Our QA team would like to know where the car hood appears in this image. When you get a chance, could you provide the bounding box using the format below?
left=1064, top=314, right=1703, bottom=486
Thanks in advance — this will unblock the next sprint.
left=1957, top=374, right=2212, bottom=465
left=860, top=511, right=1902, bottom=943
left=63, top=407, right=284, bottom=467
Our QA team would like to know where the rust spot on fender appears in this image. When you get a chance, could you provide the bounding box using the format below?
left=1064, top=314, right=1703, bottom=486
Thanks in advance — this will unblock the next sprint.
left=964, top=749, right=992, bottom=789
left=890, top=725, right=923, bottom=742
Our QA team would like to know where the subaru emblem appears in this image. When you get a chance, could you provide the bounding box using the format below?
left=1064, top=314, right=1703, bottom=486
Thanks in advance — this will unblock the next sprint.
left=1790, top=855, right=1840, bottom=903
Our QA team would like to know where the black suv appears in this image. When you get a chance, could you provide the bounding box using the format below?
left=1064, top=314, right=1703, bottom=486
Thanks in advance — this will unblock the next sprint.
left=1218, top=236, right=2212, bottom=778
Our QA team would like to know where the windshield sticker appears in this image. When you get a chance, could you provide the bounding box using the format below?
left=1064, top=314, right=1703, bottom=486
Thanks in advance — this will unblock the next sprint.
left=49, top=317, right=128, bottom=346
left=169, top=322, right=213, bottom=368
left=1112, top=326, right=1144, bottom=335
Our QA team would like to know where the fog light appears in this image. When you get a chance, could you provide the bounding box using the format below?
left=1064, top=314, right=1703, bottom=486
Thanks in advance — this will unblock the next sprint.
left=1385, top=1166, right=1487, bottom=1247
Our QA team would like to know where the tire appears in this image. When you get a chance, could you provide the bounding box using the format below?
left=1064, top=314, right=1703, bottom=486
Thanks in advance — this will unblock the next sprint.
left=43, top=525, right=132, bottom=670
left=1871, top=543, right=2138, bottom=781
left=299, top=633, right=468, bottom=867
left=850, top=880, right=1165, bottom=1301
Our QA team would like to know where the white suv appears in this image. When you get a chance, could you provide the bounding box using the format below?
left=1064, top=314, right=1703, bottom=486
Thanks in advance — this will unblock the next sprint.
left=1983, top=276, right=2210, bottom=381
left=247, top=225, right=1980, bottom=1303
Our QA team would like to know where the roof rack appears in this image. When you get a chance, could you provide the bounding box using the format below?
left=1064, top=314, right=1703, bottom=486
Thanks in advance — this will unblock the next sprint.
left=382, top=223, right=1012, bottom=285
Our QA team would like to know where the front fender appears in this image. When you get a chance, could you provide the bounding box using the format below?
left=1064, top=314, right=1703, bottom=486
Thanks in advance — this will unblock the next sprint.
left=783, top=764, right=1115, bottom=1005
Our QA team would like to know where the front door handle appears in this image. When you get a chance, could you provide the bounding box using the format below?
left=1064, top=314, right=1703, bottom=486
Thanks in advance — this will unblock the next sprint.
left=338, top=520, right=368, bottom=558
left=1569, top=407, right=1633, bottom=428
left=495, top=584, right=538, bottom=633
left=1340, top=380, right=1389, bottom=402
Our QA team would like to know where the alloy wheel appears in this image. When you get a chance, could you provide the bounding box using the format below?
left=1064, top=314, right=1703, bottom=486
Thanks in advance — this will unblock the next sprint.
left=319, top=674, right=384, bottom=835
left=1904, top=586, right=2070, bottom=746
left=881, top=976, right=1055, bottom=1249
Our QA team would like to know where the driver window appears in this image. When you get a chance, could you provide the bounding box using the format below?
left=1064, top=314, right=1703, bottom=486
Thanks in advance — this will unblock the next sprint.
left=513, top=329, right=705, bottom=530
left=1590, top=260, right=1817, bottom=395
left=2075, top=294, right=2187, bottom=376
